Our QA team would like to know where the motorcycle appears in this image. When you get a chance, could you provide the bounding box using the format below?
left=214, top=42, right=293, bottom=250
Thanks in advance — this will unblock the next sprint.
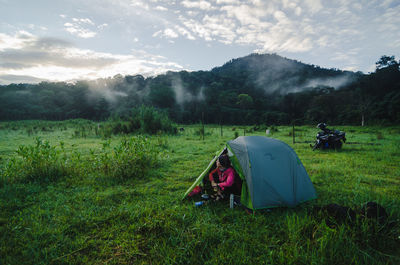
left=311, top=123, right=346, bottom=150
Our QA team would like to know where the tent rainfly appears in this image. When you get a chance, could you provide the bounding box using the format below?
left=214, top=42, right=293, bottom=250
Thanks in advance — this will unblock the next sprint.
left=183, top=136, right=317, bottom=210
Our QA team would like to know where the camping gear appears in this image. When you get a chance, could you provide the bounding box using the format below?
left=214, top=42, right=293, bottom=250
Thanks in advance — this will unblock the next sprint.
left=230, top=194, right=234, bottom=209
left=187, top=186, right=202, bottom=197
left=201, top=194, right=210, bottom=200
left=195, top=201, right=206, bottom=207
left=312, top=123, right=346, bottom=150
left=183, top=136, right=317, bottom=210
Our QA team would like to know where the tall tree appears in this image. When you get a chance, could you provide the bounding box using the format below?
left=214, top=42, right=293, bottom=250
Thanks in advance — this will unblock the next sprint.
left=375, top=55, right=399, bottom=70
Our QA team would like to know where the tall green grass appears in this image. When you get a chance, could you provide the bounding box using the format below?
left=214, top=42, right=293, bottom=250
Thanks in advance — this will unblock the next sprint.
left=0, top=121, right=399, bottom=264
left=1, top=134, right=161, bottom=186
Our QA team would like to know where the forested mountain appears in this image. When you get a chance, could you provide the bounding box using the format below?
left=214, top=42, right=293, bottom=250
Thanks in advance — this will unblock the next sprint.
left=0, top=53, right=399, bottom=125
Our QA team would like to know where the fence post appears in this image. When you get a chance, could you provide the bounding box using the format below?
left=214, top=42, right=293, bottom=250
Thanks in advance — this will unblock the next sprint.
left=292, top=123, right=295, bottom=144
left=202, top=112, right=205, bottom=141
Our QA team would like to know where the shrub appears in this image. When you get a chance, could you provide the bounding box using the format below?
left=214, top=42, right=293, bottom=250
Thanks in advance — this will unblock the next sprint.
left=270, top=125, right=279, bottom=132
left=196, top=126, right=204, bottom=136
left=0, top=136, right=160, bottom=184
left=129, top=116, right=141, bottom=131
left=112, top=122, right=123, bottom=135
left=0, top=161, right=6, bottom=188
left=3, top=138, right=73, bottom=183
left=245, top=127, right=253, bottom=133
left=135, top=105, right=176, bottom=135
left=96, top=136, right=159, bottom=180
left=101, top=106, right=176, bottom=135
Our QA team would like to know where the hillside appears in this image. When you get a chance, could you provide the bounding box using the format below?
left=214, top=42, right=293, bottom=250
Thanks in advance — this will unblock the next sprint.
left=212, top=53, right=357, bottom=94
left=0, top=53, right=399, bottom=125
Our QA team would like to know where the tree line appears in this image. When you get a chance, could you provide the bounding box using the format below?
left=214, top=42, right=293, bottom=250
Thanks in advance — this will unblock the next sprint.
left=0, top=53, right=399, bottom=125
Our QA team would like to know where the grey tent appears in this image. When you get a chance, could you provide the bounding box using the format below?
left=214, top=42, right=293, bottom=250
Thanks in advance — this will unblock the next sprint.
left=183, top=136, right=317, bottom=210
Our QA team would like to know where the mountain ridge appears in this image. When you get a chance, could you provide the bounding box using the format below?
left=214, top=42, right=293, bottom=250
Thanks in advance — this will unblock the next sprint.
left=208, top=53, right=358, bottom=94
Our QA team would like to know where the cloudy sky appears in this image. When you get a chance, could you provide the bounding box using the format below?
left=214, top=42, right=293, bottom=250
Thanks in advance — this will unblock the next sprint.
left=0, top=0, right=399, bottom=84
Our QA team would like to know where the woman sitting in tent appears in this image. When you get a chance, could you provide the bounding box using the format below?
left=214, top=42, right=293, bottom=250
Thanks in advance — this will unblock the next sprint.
left=207, top=154, right=241, bottom=200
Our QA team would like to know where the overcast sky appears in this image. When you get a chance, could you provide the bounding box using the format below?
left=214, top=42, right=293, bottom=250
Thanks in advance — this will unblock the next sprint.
left=0, top=0, right=399, bottom=84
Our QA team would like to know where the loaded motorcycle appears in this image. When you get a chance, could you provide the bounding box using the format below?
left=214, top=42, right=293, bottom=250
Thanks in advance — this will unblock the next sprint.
left=311, top=123, right=346, bottom=150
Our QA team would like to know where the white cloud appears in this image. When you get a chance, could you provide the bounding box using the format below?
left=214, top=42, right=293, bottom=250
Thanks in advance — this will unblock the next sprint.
left=186, top=10, right=199, bottom=16
left=0, top=31, right=184, bottom=84
left=164, top=28, right=179, bottom=38
left=304, top=0, right=323, bottom=14
left=97, top=23, right=108, bottom=29
left=202, top=15, right=236, bottom=44
left=0, top=31, right=35, bottom=51
left=64, top=23, right=97, bottom=38
left=181, top=18, right=213, bottom=41
left=215, top=0, right=240, bottom=4
left=174, top=25, right=196, bottom=40
left=273, top=11, right=291, bottom=25
left=352, top=3, right=362, bottom=10
left=316, top=35, right=330, bottom=47
left=375, top=5, right=400, bottom=34
left=152, top=28, right=180, bottom=39
left=330, top=48, right=361, bottom=70
left=380, top=0, right=397, bottom=8
left=155, top=5, right=168, bottom=11
left=181, top=0, right=213, bottom=10
left=152, top=30, right=162, bottom=37
left=390, top=38, right=400, bottom=49
left=130, top=0, right=150, bottom=10
left=295, top=7, right=302, bottom=16
left=221, top=4, right=266, bottom=26
left=343, top=66, right=357, bottom=71
left=90, top=0, right=326, bottom=54
left=72, top=18, right=95, bottom=25
left=169, top=2, right=317, bottom=52
left=63, top=17, right=99, bottom=38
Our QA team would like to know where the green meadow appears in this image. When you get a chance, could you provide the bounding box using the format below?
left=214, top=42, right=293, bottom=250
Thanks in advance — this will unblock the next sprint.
left=0, top=120, right=399, bottom=264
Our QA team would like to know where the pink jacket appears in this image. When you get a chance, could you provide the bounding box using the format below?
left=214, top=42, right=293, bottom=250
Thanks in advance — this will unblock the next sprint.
left=208, top=167, right=235, bottom=190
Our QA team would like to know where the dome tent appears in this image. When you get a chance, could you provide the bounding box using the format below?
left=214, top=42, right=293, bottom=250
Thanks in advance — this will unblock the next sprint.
left=183, top=136, right=317, bottom=210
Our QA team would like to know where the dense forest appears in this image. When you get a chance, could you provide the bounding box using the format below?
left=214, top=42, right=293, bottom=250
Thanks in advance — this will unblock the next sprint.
left=0, top=53, right=399, bottom=125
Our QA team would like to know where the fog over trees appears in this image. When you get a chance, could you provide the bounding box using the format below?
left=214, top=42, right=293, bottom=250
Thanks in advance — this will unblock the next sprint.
left=1, top=53, right=399, bottom=125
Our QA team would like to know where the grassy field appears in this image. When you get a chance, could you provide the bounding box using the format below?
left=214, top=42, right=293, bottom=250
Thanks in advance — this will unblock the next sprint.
left=0, top=120, right=399, bottom=264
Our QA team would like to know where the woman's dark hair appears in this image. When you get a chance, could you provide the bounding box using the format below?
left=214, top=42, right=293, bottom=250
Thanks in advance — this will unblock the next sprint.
left=218, top=155, right=231, bottom=168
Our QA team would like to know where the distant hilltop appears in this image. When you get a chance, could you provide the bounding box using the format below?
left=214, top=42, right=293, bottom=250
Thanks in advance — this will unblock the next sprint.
left=211, top=53, right=358, bottom=94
